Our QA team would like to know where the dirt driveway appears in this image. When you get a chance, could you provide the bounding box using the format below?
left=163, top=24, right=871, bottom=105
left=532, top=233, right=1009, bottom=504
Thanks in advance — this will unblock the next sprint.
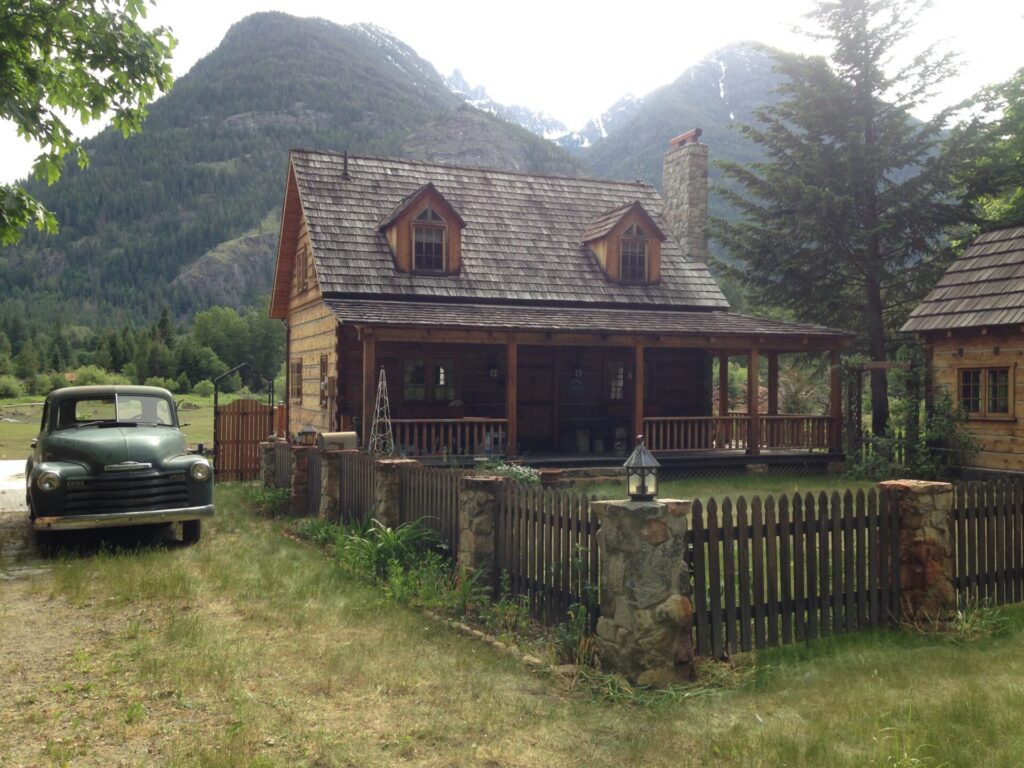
left=0, top=459, right=39, bottom=581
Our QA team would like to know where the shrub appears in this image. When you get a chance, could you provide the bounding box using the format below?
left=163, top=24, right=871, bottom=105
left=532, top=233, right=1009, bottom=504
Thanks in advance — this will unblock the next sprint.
left=474, top=459, right=541, bottom=485
left=71, top=365, right=130, bottom=386
left=144, top=375, right=179, bottom=392
left=294, top=518, right=343, bottom=547
left=340, top=518, right=437, bottom=580
left=192, top=379, right=215, bottom=397
left=243, top=486, right=292, bottom=518
left=0, top=374, right=24, bottom=398
left=29, top=372, right=67, bottom=395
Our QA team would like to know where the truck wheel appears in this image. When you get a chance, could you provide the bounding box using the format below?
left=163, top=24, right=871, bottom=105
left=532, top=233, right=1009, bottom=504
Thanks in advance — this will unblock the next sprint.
left=182, top=519, right=201, bottom=545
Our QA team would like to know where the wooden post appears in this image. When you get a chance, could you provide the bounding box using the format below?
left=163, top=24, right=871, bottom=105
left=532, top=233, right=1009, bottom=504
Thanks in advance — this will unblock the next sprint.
left=361, top=328, right=375, bottom=450
left=767, top=352, right=779, bottom=449
left=506, top=338, right=518, bottom=456
left=830, top=348, right=843, bottom=454
left=746, top=345, right=760, bottom=456
left=634, top=342, right=646, bottom=440
left=718, top=351, right=729, bottom=416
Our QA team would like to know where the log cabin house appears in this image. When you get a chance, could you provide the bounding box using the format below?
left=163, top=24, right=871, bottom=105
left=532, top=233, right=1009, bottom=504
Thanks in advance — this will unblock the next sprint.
left=903, top=225, right=1024, bottom=473
left=270, top=130, right=852, bottom=461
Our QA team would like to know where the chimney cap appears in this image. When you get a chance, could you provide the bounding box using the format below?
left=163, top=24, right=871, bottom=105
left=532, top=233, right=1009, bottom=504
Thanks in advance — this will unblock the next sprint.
left=669, top=128, right=703, bottom=148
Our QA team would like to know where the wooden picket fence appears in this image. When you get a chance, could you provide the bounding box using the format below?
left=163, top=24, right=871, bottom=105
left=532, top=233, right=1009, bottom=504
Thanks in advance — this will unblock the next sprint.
left=689, top=489, right=901, bottom=657
left=398, top=463, right=463, bottom=558
left=953, top=481, right=1024, bottom=606
left=495, top=484, right=600, bottom=626
left=336, top=452, right=376, bottom=524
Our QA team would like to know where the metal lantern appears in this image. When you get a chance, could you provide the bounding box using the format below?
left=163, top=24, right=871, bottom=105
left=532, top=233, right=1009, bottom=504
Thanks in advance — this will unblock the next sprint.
left=624, top=434, right=660, bottom=501
left=297, top=424, right=318, bottom=446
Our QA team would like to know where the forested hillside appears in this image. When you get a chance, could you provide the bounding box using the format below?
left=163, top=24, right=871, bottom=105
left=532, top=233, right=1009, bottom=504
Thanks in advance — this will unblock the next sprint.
left=0, top=12, right=583, bottom=333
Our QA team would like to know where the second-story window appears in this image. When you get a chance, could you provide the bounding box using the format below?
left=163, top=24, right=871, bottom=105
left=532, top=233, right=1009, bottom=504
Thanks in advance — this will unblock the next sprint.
left=620, top=223, right=647, bottom=283
left=413, top=207, right=446, bottom=272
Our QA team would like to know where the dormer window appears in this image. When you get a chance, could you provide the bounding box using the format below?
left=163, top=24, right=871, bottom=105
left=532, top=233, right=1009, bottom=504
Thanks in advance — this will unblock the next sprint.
left=380, top=184, right=465, bottom=275
left=413, top=207, right=446, bottom=272
left=582, top=201, right=665, bottom=286
left=620, top=224, right=648, bottom=283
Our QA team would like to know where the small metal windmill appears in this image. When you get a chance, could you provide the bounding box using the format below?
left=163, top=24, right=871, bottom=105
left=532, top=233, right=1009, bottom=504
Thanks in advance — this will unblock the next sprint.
left=368, top=366, right=395, bottom=456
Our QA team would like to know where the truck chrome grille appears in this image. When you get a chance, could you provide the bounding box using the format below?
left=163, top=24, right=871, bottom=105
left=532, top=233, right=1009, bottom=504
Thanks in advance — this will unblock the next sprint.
left=64, top=471, right=190, bottom=513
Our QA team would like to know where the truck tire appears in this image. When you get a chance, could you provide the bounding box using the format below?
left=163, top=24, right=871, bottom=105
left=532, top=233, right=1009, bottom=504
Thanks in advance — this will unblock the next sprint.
left=182, top=519, right=201, bottom=545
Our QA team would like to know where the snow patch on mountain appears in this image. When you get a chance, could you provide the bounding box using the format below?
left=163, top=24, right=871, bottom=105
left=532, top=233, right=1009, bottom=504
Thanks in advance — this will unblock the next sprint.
left=444, top=70, right=570, bottom=140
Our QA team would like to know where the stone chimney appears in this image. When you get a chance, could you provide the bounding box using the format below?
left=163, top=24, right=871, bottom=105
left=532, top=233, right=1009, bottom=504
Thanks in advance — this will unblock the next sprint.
left=661, top=129, right=709, bottom=264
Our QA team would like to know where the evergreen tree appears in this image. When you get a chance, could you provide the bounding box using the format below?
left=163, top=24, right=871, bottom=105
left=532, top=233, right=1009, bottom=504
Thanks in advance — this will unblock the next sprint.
left=0, top=331, right=12, bottom=375
left=713, top=0, right=969, bottom=436
left=956, top=68, right=1024, bottom=228
left=154, top=307, right=175, bottom=344
left=14, top=338, right=41, bottom=380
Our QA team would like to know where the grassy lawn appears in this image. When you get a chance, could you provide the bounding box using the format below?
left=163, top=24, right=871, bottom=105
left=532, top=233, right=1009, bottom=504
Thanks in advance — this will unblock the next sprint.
left=3, top=483, right=1024, bottom=766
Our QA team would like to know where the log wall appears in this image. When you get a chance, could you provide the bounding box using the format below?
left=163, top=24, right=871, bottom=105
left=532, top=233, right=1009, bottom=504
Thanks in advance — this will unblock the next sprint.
left=930, top=330, right=1024, bottom=472
left=287, top=216, right=339, bottom=438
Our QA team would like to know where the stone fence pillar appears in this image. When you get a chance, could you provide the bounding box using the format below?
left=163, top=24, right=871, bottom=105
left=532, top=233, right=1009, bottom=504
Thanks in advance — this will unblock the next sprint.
left=319, top=450, right=354, bottom=521
left=593, top=499, right=694, bottom=687
left=458, top=476, right=506, bottom=585
left=372, top=458, right=419, bottom=528
left=879, top=479, right=956, bottom=624
left=290, top=446, right=315, bottom=516
left=260, top=442, right=276, bottom=489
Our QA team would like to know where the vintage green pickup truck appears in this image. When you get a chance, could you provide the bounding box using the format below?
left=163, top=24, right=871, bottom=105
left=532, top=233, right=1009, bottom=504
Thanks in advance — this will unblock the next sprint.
left=26, top=385, right=214, bottom=543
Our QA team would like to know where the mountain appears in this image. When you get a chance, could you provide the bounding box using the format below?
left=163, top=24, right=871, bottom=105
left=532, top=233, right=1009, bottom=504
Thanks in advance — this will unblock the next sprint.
left=0, top=12, right=584, bottom=331
left=580, top=42, right=784, bottom=195
left=445, top=70, right=570, bottom=140
left=556, top=95, right=645, bottom=152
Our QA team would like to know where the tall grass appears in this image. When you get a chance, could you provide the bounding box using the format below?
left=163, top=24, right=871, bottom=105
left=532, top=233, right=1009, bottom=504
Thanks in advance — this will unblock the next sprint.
left=17, top=483, right=1024, bottom=768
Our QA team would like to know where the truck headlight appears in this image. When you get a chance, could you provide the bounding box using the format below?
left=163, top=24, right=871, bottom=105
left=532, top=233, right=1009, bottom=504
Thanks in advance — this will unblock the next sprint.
left=190, top=462, right=211, bottom=482
left=37, top=471, right=61, bottom=492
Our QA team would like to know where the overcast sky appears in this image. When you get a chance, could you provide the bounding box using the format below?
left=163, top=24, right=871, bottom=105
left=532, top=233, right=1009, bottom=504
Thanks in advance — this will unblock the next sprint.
left=2, top=0, right=1022, bottom=184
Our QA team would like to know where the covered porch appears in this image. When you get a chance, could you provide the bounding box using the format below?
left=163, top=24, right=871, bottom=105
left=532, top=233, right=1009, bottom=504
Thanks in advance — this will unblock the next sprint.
left=335, top=300, right=849, bottom=462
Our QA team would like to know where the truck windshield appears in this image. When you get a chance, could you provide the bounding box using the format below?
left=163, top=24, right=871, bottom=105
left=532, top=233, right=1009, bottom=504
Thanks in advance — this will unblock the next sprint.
left=55, top=395, right=176, bottom=429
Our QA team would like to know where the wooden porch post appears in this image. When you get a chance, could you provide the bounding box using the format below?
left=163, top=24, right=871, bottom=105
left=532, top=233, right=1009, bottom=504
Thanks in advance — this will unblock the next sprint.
left=766, top=351, right=779, bottom=449
left=634, top=342, right=646, bottom=441
left=361, top=328, right=375, bottom=449
left=506, top=338, right=518, bottom=456
left=718, top=351, right=729, bottom=416
left=830, top=347, right=843, bottom=454
left=746, top=345, right=760, bottom=456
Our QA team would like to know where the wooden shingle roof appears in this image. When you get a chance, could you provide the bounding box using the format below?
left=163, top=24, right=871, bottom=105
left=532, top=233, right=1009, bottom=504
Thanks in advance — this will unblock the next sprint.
left=324, top=297, right=852, bottom=347
left=902, top=226, right=1024, bottom=332
left=287, top=150, right=729, bottom=309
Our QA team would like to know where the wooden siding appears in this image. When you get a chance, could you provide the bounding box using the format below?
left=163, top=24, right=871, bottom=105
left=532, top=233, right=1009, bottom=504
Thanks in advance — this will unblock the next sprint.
left=286, top=214, right=339, bottom=438
left=930, top=330, right=1024, bottom=472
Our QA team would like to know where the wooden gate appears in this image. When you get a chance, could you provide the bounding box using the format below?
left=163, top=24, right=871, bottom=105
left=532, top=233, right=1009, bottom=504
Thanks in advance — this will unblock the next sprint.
left=215, top=399, right=274, bottom=481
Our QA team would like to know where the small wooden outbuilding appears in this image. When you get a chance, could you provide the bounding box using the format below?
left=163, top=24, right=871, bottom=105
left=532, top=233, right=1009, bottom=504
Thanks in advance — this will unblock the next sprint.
left=903, top=225, right=1024, bottom=472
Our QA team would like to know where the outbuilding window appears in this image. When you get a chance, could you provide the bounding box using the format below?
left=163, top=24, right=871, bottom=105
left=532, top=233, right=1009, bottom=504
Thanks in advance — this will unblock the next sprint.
left=959, top=366, right=1012, bottom=418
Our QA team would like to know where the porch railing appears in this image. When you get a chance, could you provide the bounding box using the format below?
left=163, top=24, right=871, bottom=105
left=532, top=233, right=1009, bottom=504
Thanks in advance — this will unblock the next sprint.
left=644, top=415, right=834, bottom=453
left=392, top=418, right=508, bottom=457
